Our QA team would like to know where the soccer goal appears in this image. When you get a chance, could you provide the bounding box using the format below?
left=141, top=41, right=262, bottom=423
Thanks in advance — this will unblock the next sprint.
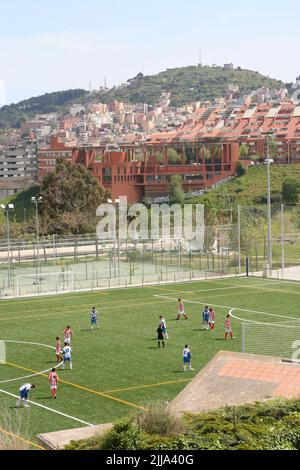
left=16, top=271, right=75, bottom=297
left=0, top=341, right=5, bottom=364
left=241, top=322, right=300, bottom=361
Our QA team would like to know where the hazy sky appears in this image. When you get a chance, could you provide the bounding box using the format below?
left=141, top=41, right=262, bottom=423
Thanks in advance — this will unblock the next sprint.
left=0, top=0, right=299, bottom=105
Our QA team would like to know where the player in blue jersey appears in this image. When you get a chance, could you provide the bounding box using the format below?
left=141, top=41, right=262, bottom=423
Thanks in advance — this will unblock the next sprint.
left=90, top=307, right=99, bottom=330
left=16, top=384, right=35, bottom=407
left=62, top=343, right=72, bottom=370
left=202, top=306, right=210, bottom=330
left=182, top=345, right=194, bottom=372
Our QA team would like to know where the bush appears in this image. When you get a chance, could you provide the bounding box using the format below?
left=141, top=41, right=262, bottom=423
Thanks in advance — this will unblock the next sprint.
left=236, top=162, right=247, bottom=177
left=282, top=178, right=300, bottom=205
left=100, top=417, right=145, bottom=450
left=137, top=402, right=185, bottom=437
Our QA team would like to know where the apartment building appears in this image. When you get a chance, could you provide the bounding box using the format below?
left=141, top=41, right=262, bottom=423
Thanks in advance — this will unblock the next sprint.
left=0, top=142, right=38, bottom=198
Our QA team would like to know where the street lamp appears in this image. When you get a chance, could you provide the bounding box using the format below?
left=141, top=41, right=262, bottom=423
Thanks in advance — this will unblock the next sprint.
left=31, top=196, right=43, bottom=282
left=0, top=203, right=15, bottom=288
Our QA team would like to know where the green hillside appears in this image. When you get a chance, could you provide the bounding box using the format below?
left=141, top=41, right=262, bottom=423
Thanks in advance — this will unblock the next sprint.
left=94, top=65, right=284, bottom=107
left=189, top=164, right=300, bottom=208
left=0, top=89, right=88, bottom=129
left=0, top=65, right=284, bottom=129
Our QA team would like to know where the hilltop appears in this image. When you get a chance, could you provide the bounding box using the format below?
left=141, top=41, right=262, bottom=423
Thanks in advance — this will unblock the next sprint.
left=95, top=65, right=284, bottom=107
left=0, top=65, right=284, bottom=129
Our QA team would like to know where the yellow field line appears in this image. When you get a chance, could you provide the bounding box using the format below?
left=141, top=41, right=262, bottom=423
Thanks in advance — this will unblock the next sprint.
left=103, top=378, right=191, bottom=394
left=4, top=361, right=146, bottom=411
left=0, top=426, right=45, bottom=450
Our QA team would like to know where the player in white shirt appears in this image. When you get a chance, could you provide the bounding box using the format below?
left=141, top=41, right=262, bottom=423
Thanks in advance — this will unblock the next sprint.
left=159, top=315, right=169, bottom=339
left=62, top=343, right=72, bottom=370
left=182, top=345, right=194, bottom=372
left=16, top=383, right=35, bottom=407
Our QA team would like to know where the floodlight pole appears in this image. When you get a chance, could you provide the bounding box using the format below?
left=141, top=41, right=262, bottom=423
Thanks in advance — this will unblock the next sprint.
left=32, top=197, right=42, bottom=283
left=6, top=209, right=11, bottom=288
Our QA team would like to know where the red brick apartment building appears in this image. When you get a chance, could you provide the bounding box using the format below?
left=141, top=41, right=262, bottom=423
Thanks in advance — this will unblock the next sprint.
left=37, top=102, right=300, bottom=203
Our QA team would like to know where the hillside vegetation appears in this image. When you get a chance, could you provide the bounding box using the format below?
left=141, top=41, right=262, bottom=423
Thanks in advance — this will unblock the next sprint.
left=0, top=65, right=284, bottom=129
left=0, top=89, right=88, bottom=129
left=95, top=66, right=284, bottom=107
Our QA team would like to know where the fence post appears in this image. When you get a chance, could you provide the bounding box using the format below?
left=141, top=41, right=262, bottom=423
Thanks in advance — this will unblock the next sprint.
left=241, top=323, right=245, bottom=353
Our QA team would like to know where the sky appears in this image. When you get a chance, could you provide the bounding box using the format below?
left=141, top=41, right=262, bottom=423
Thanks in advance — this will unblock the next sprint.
left=0, top=0, right=300, bottom=105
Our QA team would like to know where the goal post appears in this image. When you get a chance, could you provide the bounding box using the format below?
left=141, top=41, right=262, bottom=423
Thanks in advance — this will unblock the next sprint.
left=241, top=322, right=300, bottom=361
left=0, top=341, right=6, bottom=365
left=16, top=271, right=75, bottom=297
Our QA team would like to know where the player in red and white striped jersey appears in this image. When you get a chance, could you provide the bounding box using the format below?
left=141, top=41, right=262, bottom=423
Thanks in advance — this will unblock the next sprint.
left=63, top=326, right=73, bottom=345
left=48, top=368, right=59, bottom=399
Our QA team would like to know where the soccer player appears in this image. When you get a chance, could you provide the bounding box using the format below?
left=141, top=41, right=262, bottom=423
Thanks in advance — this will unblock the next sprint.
left=63, top=325, right=73, bottom=345
left=224, top=313, right=235, bottom=340
left=182, top=345, right=194, bottom=372
left=62, top=342, right=72, bottom=370
left=177, top=298, right=188, bottom=320
left=157, top=324, right=165, bottom=348
left=209, top=308, right=216, bottom=330
left=16, top=384, right=35, bottom=407
left=56, top=337, right=62, bottom=363
left=159, top=315, right=169, bottom=339
left=202, top=306, right=210, bottom=330
left=48, top=368, right=59, bottom=399
left=90, top=307, right=99, bottom=330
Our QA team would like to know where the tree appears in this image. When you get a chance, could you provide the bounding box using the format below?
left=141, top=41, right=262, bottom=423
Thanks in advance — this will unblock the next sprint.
left=282, top=178, right=300, bottom=205
left=167, top=148, right=181, bottom=164
left=236, top=161, right=247, bottom=177
left=39, top=159, right=107, bottom=234
left=239, top=143, right=249, bottom=160
left=268, top=139, right=278, bottom=160
left=169, top=175, right=185, bottom=204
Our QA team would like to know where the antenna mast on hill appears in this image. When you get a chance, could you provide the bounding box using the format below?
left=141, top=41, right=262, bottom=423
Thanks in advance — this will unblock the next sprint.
left=198, top=48, right=202, bottom=67
left=104, top=76, right=107, bottom=90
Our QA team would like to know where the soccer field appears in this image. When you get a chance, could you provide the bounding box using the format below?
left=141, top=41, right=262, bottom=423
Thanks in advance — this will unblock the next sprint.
left=0, top=276, right=300, bottom=447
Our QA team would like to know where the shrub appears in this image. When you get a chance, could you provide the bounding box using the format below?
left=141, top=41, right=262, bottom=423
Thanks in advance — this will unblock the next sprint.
left=137, top=401, right=185, bottom=437
left=100, top=417, right=145, bottom=450
left=236, top=162, right=247, bottom=177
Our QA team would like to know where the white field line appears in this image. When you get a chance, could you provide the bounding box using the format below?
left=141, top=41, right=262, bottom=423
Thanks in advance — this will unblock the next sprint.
left=228, top=308, right=300, bottom=328
left=0, top=340, right=61, bottom=384
left=154, top=294, right=300, bottom=323
left=0, top=388, right=93, bottom=427
left=153, top=281, right=276, bottom=296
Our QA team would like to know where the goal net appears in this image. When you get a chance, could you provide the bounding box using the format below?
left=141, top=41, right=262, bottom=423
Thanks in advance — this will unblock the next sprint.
left=16, top=271, right=75, bottom=297
left=241, top=322, right=300, bottom=361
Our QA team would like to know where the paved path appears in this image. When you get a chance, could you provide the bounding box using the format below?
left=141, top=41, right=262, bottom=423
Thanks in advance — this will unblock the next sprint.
left=169, top=351, right=300, bottom=415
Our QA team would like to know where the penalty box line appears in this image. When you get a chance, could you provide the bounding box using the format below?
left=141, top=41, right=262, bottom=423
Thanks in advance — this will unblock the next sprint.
left=154, top=294, right=300, bottom=323
left=3, top=361, right=146, bottom=411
